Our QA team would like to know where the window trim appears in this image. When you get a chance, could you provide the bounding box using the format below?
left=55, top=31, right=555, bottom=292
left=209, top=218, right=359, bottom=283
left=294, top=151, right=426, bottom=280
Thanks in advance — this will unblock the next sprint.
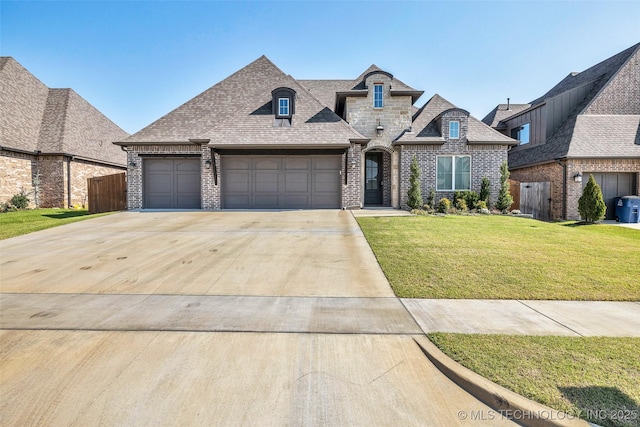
left=449, top=121, right=460, bottom=139
left=278, top=98, right=290, bottom=117
left=436, top=155, right=471, bottom=191
left=373, top=83, right=383, bottom=108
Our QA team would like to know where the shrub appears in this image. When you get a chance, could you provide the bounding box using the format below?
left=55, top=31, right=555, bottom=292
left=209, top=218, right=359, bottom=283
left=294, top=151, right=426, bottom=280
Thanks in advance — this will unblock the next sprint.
left=455, top=198, right=467, bottom=211
left=10, top=191, right=30, bottom=209
left=578, top=174, right=606, bottom=223
left=437, top=198, right=451, bottom=214
left=475, top=200, right=487, bottom=210
left=407, top=155, right=423, bottom=209
left=479, top=177, right=491, bottom=207
left=454, top=190, right=479, bottom=212
left=495, top=161, right=514, bottom=212
left=426, top=189, right=435, bottom=209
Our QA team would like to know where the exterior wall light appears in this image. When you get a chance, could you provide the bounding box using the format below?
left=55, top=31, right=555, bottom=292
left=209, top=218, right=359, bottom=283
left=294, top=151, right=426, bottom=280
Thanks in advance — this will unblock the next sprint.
left=350, top=159, right=357, bottom=169
left=129, top=161, right=137, bottom=167
left=376, top=120, right=384, bottom=136
left=574, top=172, right=582, bottom=183
left=205, top=159, right=212, bottom=169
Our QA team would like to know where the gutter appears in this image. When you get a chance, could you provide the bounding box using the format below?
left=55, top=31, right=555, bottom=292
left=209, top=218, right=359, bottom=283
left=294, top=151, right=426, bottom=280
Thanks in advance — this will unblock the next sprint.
left=0, top=146, right=126, bottom=168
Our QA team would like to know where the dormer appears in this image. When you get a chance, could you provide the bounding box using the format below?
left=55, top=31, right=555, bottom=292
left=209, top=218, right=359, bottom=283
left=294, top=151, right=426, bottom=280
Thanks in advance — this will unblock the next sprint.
left=271, top=87, right=296, bottom=119
left=437, top=108, right=470, bottom=141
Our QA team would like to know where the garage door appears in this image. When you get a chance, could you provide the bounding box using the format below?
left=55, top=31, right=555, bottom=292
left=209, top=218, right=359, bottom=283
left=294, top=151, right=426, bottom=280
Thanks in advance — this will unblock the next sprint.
left=222, top=155, right=341, bottom=209
left=144, top=158, right=201, bottom=209
left=584, top=173, right=636, bottom=219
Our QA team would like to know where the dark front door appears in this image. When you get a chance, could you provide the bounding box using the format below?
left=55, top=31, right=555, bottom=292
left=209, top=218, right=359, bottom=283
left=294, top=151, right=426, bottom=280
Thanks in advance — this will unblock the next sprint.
left=365, top=152, right=383, bottom=205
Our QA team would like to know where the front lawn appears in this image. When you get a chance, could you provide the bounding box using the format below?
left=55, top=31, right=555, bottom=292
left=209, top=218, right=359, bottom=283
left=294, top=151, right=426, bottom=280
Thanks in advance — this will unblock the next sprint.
left=357, top=215, right=639, bottom=300
left=0, top=209, right=111, bottom=240
left=429, top=334, right=640, bottom=427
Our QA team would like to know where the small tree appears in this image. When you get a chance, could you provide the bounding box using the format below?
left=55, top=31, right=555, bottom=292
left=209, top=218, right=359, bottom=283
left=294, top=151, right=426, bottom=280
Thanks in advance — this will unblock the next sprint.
left=578, top=174, right=606, bottom=223
left=479, top=177, right=491, bottom=207
left=495, top=161, right=513, bottom=212
left=407, top=155, right=423, bottom=209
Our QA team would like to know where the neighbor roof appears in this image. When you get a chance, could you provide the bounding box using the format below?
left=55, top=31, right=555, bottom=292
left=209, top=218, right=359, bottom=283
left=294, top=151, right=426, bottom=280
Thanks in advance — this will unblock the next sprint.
left=394, top=94, right=517, bottom=145
left=481, top=103, right=531, bottom=129
left=0, top=57, right=128, bottom=165
left=120, top=56, right=368, bottom=148
left=508, top=43, right=640, bottom=168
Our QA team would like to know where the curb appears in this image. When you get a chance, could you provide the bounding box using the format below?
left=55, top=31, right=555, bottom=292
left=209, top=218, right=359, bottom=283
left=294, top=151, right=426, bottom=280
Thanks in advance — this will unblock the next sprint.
left=413, top=336, right=592, bottom=427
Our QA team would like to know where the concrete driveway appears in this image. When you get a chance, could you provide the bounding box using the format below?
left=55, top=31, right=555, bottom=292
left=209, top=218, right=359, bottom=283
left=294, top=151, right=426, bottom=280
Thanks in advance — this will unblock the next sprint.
left=0, top=210, right=393, bottom=297
left=0, top=211, right=516, bottom=426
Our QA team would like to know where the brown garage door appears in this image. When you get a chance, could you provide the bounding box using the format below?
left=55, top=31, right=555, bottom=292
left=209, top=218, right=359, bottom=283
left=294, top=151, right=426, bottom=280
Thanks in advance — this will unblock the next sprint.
left=221, top=155, right=341, bottom=209
left=584, top=173, right=636, bottom=219
left=144, top=158, right=201, bottom=209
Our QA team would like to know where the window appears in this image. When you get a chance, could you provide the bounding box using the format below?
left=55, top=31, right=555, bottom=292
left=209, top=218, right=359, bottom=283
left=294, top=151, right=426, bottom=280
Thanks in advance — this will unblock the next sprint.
left=373, top=84, right=383, bottom=108
left=511, top=123, right=530, bottom=144
left=278, top=98, right=289, bottom=116
left=437, top=155, right=471, bottom=191
left=449, top=121, right=460, bottom=139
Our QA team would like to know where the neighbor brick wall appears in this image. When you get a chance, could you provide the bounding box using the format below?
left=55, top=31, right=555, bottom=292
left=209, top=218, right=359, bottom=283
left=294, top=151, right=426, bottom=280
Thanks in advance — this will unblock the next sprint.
left=126, top=144, right=203, bottom=209
left=566, top=158, right=640, bottom=220
left=584, top=49, right=640, bottom=115
left=0, top=151, right=36, bottom=205
left=509, top=162, right=564, bottom=220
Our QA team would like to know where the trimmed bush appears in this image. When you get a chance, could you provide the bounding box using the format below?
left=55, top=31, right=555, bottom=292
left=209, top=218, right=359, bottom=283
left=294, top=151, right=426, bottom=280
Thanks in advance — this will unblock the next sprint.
left=437, top=198, right=451, bottom=214
left=578, top=174, right=606, bottom=223
left=455, top=198, right=467, bottom=211
left=480, top=177, right=491, bottom=207
left=475, top=200, right=487, bottom=210
left=426, top=189, right=435, bottom=209
left=407, top=155, right=423, bottom=209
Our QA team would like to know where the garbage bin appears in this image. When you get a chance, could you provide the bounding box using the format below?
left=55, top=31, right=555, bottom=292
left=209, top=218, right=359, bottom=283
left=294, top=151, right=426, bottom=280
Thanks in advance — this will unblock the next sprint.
left=615, top=196, right=640, bottom=223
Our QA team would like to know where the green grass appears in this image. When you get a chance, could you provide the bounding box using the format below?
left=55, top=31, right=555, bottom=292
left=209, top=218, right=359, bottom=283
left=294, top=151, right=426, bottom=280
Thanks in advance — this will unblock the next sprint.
left=0, top=209, right=112, bottom=240
left=357, top=215, right=640, bottom=300
left=428, top=334, right=640, bottom=427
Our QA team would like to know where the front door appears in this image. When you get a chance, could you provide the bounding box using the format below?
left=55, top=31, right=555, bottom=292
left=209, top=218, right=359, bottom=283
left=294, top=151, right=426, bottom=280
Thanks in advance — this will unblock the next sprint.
left=365, top=152, right=383, bottom=205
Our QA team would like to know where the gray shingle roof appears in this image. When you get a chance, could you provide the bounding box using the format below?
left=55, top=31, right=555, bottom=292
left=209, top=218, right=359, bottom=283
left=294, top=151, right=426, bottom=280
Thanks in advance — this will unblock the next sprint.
left=508, top=43, right=640, bottom=168
left=395, top=94, right=517, bottom=145
left=482, top=103, right=531, bottom=128
left=1, top=57, right=127, bottom=165
left=297, top=80, right=352, bottom=109
left=122, top=56, right=367, bottom=147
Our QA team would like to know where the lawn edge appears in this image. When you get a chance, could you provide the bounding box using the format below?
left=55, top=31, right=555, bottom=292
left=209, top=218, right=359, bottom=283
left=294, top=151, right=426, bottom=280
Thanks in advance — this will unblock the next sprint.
left=413, top=335, right=593, bottom=427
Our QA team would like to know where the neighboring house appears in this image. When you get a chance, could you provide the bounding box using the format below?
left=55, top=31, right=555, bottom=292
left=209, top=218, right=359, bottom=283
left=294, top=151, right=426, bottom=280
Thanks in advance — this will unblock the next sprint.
left=0, top=57, right=128, bottom=208
left=483, top=43, right=640, bottom=220
left=116, top=56, right=516, bottom=210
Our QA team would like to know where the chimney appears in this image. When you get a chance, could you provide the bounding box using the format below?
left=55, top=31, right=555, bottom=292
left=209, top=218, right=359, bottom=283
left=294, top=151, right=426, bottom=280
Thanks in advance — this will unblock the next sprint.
left=507, top=98, right=510, bottom=110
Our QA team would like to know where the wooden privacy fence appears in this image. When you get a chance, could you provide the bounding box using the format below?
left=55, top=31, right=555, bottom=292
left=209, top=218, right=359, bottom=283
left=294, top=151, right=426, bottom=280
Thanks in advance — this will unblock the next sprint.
left=88, top=173, right=126, bottom=214
left=508, top=179, right=520, bottom=211
left=520, top=181, right=551, bottom=221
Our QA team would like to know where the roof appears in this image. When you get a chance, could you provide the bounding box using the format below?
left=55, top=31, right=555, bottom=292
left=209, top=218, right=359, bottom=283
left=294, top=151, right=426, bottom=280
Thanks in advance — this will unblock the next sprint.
left=395, top=94, right=517, bottom=145
left=0, top=57, right=128, bottom=165
left=508, top=43, right=640, bottom=168
left=297, top=80, right=352, bottom=110
left=122, top=56, right=367, bottom=147
left=481, top=103, right=531, bottom=128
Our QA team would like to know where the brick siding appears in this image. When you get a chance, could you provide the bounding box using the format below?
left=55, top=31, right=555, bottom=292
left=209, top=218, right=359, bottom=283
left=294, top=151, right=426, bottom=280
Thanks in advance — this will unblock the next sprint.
left=0, top=151, right=36, bottom=205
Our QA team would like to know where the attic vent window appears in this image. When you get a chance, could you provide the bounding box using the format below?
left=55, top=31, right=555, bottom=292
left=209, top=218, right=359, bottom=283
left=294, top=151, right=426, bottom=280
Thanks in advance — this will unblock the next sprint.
left=279, top=98, right=289, bottom=116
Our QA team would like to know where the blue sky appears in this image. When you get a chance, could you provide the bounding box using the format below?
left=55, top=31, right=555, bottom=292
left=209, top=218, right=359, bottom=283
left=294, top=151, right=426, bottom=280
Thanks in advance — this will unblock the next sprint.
left=2, top=1, right=638, bottom=134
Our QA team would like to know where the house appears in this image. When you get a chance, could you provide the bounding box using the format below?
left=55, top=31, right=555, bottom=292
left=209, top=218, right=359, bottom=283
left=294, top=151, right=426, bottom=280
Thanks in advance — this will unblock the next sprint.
left=0, top=57, right=128, bottom=208
left=483, top=43, right=640, bottom=220
left=115, top=56, right=517, bottom=210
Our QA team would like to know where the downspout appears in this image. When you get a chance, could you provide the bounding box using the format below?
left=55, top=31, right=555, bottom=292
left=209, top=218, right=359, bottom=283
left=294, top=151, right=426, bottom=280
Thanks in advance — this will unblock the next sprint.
left=556, top=159, right=567, bottom=219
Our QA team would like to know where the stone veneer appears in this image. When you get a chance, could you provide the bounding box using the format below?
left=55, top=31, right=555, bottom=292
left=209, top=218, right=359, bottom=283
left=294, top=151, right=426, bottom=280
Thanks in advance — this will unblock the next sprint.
left=346, top=72, right=413, bottom=208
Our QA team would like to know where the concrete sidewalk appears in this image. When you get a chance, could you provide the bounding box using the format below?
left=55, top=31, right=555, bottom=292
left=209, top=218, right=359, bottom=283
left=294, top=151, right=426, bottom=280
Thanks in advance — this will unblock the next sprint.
left=402, top=299, right=640, bottom=337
